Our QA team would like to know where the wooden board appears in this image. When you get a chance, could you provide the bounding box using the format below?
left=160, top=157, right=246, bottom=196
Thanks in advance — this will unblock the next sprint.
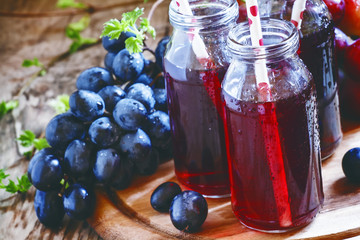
left=88, top=119, right=360, bottom=240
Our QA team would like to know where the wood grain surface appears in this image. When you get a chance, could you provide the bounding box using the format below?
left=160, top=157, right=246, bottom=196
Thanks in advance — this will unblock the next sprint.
left=88, top=119, right=360, bottom=240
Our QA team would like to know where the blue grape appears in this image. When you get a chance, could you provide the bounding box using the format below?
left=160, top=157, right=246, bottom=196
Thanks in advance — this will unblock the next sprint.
left=170, top=191, right=208, bottom=232
left=30, top=152, right=63, bottom=191
left=63, top=183, right=95, bottom=220
left=45, top=112, right=86, bottom=151
left=102, top=31, right=136, bottom=53
left=112, top=98, right=147, bottom=131
left=98, top=85, right=126, bottom=112
left=150, top=182, right=182, bottom=212
left=88, top=117, right=121, bottom=148
left=155, top=36, right=170, bottom=71
left=76, top=67, right=114, bottom=92
left=93, top=148, right=121, bottom=183
left=111, top=158, right=134, bottom=190
left=34, top=190, right=64, bottom=227
left=69, top=90, right=105, bottom=122
left=132, top=73, right=153, bottom=86
left=28, top=148, right=57, bottom=183
left=126, top=83, right=156, bottom=111
left=117, top=128, right=151, bottom=162
left=153, top=88, right=167, bottom=112
left=135, top=148, right=159, bottom=176
left=112, top=49, right=144, bottom=83
left=64, top=140, right=94, bottom=178
left=144, top=111, right=171, bottom=148
left=342, top=147, right=360, bottom=183
left=104, top=52, right=116, bottom=72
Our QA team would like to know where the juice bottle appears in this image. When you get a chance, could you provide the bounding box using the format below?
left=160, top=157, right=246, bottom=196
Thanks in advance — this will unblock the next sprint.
left=164, top=0, right=238, bottom=197
left=222, top=19, right=324, bottom=231
left=282, top=0, right=342, bottom=160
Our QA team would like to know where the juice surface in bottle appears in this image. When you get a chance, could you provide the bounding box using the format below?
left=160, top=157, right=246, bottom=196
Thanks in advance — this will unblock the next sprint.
left=164, top=0, right=239, bottom=197
left=222, top=19, right=324, bottom=232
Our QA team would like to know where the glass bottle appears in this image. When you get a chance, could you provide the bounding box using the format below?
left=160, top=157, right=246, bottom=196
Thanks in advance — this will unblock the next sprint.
left=164, top=0, right=238, bottom=197
left=222, top=19, right=324, bottom=231
left=278, top=0, right=343, bottom=160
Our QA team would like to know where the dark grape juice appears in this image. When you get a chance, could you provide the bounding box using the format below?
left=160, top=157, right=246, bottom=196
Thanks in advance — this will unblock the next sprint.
left=223, top=84, right=324, bottom=231
left=296, top=5, right=342, bottom=159
left=165, top=60, right=230, bottom=197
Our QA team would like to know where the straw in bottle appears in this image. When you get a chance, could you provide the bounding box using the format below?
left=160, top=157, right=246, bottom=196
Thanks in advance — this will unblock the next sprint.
left=245, top=0, right=293, bottom=227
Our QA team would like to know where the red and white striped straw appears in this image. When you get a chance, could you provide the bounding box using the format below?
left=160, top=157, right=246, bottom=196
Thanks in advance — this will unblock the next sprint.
left=245, top=0, right=293, bottom=227
left=174, top=0, right=209, bottom=61
left=290, top=0, right=307, bottom=29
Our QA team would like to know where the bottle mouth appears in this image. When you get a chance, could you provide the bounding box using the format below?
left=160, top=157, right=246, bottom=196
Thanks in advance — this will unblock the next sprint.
left=169, top=0, right=238, bottom=31
left=227, top=19, right=299, bottom=61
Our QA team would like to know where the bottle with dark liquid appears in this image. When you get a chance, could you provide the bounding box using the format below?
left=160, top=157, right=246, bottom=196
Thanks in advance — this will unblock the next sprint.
left=222, top=19, right=324, bottom=232
left=164, top=0, right=238, bottom=197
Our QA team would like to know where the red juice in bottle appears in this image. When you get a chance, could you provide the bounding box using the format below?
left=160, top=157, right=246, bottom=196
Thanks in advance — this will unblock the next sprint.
left=165, top=61, right=230, bottom=197
left=223, top=84, right=324, bottom=231
left=222, top=19, right=324, bottom=232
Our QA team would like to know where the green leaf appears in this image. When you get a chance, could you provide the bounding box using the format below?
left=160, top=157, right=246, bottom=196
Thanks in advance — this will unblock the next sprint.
left=140, top=18, right=156, bottom=39
left=22, top=57, right=44, bottom=68
left=33, top=138, right=50, bottom=150
left=17, top=175, right=32, bottom=193
left=125, top=36, right=144, bottom=54
left=0, top=100, right=18, bottom=119
left=16, top=130, right=36, bottom=148
left=0, top=169, right=9, bottom=183
left=0, top=170, right=32, bottom=194
left=5, top=180, right=17, bottom=194
left=66, top=15, right=91, bottom=39
left=100, top=19, right=126, bottom=40
left=144, top=0, right=149, bottom=2
left=48, top=94, right=70, bottom=114
left=39, top=69, right=47, bottom=76
left=23, top=151, right=33, bottom=159
left=56, top=0, right=87, bottom=9
left=122, top=7, right=144, bottom=26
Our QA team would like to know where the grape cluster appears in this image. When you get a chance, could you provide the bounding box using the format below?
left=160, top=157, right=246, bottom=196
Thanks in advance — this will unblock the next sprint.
left=28, top=30, right=171, bottom=227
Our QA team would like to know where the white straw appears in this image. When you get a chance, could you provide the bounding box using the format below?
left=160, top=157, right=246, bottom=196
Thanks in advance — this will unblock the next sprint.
left=290, top=0, right=307, bottom=30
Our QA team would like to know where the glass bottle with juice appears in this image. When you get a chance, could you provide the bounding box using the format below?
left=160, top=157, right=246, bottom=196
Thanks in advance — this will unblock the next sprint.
left=222, top=19, right=324, bottom=231
left=164, top=0, right=238, bottom=197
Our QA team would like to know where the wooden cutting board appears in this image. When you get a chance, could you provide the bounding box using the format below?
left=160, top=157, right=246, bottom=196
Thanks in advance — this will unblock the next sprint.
left=88, top=119, right=360, bottom=240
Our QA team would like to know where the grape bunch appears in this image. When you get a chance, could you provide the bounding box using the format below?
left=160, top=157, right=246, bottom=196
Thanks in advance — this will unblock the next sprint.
left=28, top=27, right=172, bottom=227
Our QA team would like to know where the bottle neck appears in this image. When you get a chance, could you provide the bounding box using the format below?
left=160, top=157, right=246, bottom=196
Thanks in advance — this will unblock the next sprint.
left=227, top=19, right=299, bottom=63
left=169, top=0, right=238, bottom=33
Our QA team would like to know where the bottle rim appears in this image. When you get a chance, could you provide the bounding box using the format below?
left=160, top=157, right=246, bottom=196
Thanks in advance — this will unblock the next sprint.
left=227, top=19, right=299, bottom=61
left=169, top=0, right=238, bottom=31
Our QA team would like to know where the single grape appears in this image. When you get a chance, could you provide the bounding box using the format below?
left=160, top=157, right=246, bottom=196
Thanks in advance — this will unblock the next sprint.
left=153, top=88, right=167, bottom=112
left=112, top=98, right=147, bottom=131
left=64, top=139, right=95, bottom=178
left=117, top=128, right=151, bottom=162
left=342, top=147, right=360, bottom=183
left=150, top=182, right=182, bottom=212
left=112, top=49, right=144, bottom=83
left=45, top=112, right=87, bottom=151
left=98, top=85, right=126, bottom=112
left=132, top=73, right=153, bottom=86
left=63, top=183, right=96, bottom=220
left=104, top=52, right=116, bottom=72
left=144, top=111, right=171, bottom=148
left=34, top=190, right=64, bottom=227
left=155, top=36, right=170, bottom=71
left=126, top=83, right=156, bottom=111
left=135, top=148, right=159, bottom=176
left=30, top=153, right=63, bottom=191
left=88, top=117, right=121, bottom=148
left=69, top=90, right=105, bottom=122
left=76, top=67, right=114, bottom=92
left=93, top=148, right=121, bottom=183
left=169, top=191, right=208, bottom=232
left=111, top=158, right=134, bottom=190
left=102, top=31, right=136, bottom=53
left=28, top=148, right=57, bottom=183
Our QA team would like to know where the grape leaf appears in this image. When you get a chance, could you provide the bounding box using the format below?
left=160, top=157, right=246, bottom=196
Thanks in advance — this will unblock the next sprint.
left=22, top=57, right=44, bottom=68
left=56, top=0, right=87, bottom=9
left=0, top=169, right=31, bottom=194
left=0, top=100, right=18, bottom=119
left=48, top=94, right=70, bottom=114
left=17, top=130, right=36, bottom=148
left=33, top=138, right=50, bottom=151
left=100, top=8, right=156, bottom=54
